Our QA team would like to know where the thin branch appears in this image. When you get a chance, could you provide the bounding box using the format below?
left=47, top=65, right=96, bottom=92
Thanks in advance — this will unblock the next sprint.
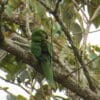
left=86, top=55, right=100, bottom=65
left=72, top=0, right=88, bottom=22
left=2, top=14, right=35, bottom=28
left=0, top=75, right=30, bottom=94
left=89, top=29, right=100, bottom=34
left=0, top=49, right=7, bottom=61
left=53, top=95, right=68, bottom=100
left=25, top=0, right=31, bottom=38
left=54, top=0, right=61, bottom=13
left=37, top=0, right=53, bottom=13
left=66, top=55, right=100, bottom=78
left=13, top=41, right=30, bottom=48
left=0, top=86, right=16, bottom=97
left=0, top=8, right=4, bottom=43
left=81, top=22, right=91, bottom=49
left=54, top=53, right=76, bottom=79
left=90, top=6, right=100, bottom=22
left=11, top=33, right=29, bottom=44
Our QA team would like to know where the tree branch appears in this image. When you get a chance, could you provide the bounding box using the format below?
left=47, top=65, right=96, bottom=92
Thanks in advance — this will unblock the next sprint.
left=90, top=5, right=100, bottom=22
left=66, top=55, right=100, bottom=78
left=54, top=0, right=61, bottom=13
left=0, top=38, right=39, bottom=72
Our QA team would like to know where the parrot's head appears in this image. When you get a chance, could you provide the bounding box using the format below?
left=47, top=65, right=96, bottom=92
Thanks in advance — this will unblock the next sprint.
left=31, top=29, right=48, bottom=42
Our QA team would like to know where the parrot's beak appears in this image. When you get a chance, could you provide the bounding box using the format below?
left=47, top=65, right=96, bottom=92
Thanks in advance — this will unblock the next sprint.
left=46, top=35, right=48, bottom=39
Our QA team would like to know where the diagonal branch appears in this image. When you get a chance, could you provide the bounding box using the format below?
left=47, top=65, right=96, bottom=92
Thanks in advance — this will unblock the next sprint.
left=90, top=5, right=100, bottom=22
left=54, top=0, right=62, bottom=13
left=66, top=55, right=100, bottom=78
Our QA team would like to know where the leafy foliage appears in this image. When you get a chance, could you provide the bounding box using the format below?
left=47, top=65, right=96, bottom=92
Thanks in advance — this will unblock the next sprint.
left=0, top=0, right=100, bottom=100
left=0, top=54, right=26, bottom=81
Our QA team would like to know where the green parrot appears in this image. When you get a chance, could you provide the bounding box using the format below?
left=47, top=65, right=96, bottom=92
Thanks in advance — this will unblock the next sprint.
left=31, top=29, right=54, bottom=86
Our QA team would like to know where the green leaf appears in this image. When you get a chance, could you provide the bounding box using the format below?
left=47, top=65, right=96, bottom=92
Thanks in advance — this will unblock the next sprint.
left=17, top=95, right=26, bottom=100
left=33, top=1, right=46, bottom=17
left=71, top=23, right=82, bottom=35
left=61, top=3, right=77, bottom=28
left=93, top=15, right=100, bottom=28
left=71, top=22, right=82, bottom=46
left=53, top=22, right=62, bottom=35
left=7, top=94, right=16, bottom=100
left=88, top=50, right=97, bottom=60
left=5, top=5, right=14, bottom=16
left=92, top=45, right=100, bottom=52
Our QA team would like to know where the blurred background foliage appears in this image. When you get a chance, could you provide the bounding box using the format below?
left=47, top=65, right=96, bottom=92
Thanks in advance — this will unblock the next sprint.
left=0, top=0, right=100, bottom=100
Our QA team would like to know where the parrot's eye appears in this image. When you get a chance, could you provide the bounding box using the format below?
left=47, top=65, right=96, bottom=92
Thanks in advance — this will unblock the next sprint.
left=45, top=34, right=48, bottom=39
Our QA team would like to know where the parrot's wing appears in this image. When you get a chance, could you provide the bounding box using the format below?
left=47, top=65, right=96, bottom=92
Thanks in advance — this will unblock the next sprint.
left=31, top=29, right=55, bottom=87
left=47, top=41, right=53, bottom=58
left=41, top=56, right=54, bottom=86
left=31, top=42, right=41, bottom=58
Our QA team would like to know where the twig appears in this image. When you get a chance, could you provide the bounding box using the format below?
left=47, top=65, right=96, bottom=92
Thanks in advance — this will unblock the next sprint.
left=0, top=86, right=16, bottom=97
left=25, top=0, right=31, bottom=38
left=89, top=29, right=100, bottom=34
left=90, top=6, right=100, bottom=22
left=66, top=55, right=100, bottom=77
left=11, top=33, right=29, bottom=44
left=72, top=0, right=88, bottom=22
left=0, top=49, right=7, bottom=61
left=0, top=2, right=5, bottom=42
left=37, top=0, right=53, bottom=13
left=0, top=75, right=30, bottom=94
left=2, top=14, right=35, bottom=29
left=81, top=22, right=91, bottom=49
left=53, top=95, right=68, bottom=100
left=13, top=41, right=30, bottom=48
left=54, top=0, right=61, bottom=13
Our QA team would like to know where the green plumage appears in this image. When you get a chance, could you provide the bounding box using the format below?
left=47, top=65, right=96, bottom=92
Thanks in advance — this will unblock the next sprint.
left=31, top=29, right=54, bottom=86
